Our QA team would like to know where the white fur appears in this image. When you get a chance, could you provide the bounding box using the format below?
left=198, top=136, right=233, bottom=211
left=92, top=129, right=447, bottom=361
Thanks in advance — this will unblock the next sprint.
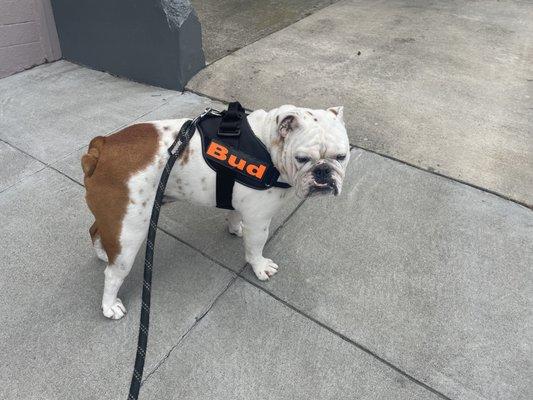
left=93, top=237, right=108, bottom=263
left=99, top=106, right=349, bottom=319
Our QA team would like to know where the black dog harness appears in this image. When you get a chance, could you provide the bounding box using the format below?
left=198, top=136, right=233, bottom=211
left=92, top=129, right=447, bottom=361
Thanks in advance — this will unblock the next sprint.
left=197, top=102, right=290, bottom=209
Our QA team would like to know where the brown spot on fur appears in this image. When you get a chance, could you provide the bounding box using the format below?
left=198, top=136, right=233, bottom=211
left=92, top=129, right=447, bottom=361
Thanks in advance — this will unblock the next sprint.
left=305, top=111, right=318, bottom=121
left=329, top=108, right=338, bottom=116
left=83, top=123, right=159, bottom=264
left=142, top=201, right=147, bottom=207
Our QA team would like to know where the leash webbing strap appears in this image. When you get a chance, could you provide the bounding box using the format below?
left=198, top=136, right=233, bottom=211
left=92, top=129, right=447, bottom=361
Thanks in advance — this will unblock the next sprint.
left=127, top=119, right=195, bottom=400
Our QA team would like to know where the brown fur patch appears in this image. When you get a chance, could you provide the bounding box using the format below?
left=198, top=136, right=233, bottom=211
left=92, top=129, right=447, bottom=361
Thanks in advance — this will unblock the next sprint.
left=329, top=108, right=338, bottom=116
left=82, top=123, right=160, bottom=264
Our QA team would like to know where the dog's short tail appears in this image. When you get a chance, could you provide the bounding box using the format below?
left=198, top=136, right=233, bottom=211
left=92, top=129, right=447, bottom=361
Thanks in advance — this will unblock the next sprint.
left=81, top=136, right=105, bottom=178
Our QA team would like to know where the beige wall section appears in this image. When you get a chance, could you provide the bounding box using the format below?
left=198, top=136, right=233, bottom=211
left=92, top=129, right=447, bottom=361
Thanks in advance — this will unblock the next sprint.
left=0, top=0, right=61, bottom=78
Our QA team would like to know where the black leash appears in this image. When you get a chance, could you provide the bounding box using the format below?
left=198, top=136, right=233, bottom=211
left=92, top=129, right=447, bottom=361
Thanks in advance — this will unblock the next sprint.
left=127, top=118, right=197, bottom=400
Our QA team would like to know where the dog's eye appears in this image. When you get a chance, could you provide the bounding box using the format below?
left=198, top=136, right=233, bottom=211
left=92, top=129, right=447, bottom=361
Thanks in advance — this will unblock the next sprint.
left=295, top=156, right=310, bottom=164
left=336, top=154, right=346, bottom=161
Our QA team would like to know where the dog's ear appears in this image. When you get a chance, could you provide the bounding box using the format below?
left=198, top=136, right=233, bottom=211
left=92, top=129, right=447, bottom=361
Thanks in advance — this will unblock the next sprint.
left=276, top=109, right=300, bottom=138
left=327, top=106, right=344, bottom=121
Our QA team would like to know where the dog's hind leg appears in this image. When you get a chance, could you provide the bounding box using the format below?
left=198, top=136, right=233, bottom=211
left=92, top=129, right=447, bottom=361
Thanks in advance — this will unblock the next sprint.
left=89, top=222, right=108, bottom=263
left=101, top=204, right=151, bottom=320
left=102, top=253, right=138, bottom=320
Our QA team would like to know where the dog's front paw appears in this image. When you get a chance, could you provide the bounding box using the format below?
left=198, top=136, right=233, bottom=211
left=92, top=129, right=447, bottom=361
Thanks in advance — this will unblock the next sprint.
left=251, top=258, right=279, bottom=281
left=102, top=298, right=127, bottom=320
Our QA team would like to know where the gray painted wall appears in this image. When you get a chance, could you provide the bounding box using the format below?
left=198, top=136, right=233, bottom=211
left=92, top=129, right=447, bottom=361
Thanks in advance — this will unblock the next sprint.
left=51, top=0, right=205, bottom=90
left=0, top=0, right=61, bottom=78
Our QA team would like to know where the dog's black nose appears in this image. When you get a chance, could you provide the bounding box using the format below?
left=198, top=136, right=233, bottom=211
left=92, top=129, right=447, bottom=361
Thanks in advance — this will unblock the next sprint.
left=313, top=163, right=332, bottom=183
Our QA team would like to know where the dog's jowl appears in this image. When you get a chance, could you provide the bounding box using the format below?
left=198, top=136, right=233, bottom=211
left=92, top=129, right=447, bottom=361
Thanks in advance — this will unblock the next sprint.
left=82, top=105, right=350, bottom=319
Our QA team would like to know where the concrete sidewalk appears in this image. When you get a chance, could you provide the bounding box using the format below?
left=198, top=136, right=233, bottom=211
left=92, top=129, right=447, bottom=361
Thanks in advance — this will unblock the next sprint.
left=1, top=60, right=531, bottom=400
left=191, top=0, right=338, bottom=63
left=188, top=0, right=533, bottom=207
left=1, top=2, right=532, bottom=398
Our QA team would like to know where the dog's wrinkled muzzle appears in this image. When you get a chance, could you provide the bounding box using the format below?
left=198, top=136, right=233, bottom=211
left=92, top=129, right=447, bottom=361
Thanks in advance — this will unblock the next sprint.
left=307, top=163, right=339, bottom=196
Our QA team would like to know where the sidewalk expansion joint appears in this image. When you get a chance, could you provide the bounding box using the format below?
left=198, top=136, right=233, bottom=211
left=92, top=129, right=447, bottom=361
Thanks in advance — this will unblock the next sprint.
left=141, top=273, right=238, bottom=385
left=236, top=275, right=454, bottom=400
left=349, top=144, right=532, bottom=210
left=0, top=94, right=182, bottom=194
left=143, top=197, right=307, bottom=384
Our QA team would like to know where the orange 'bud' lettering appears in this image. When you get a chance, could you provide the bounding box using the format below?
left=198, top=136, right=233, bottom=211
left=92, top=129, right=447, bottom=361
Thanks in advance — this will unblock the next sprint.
left=206, top=140, right=268, bottom=181
left=206, top=142, right=228, bottom=161
left=228, top=155, right=246, bottom=170
left=246, top=164, right=266, bottom=179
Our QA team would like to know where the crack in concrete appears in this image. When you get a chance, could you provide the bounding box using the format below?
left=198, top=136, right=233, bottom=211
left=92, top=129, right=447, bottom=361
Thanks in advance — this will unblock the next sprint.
left=141, top=273, right=238, bottom=384
left=237, top=275, right=454, bottom=400
left=145, top=202, right=454, bottom=400
left=0, top=92, right=184, bottom=193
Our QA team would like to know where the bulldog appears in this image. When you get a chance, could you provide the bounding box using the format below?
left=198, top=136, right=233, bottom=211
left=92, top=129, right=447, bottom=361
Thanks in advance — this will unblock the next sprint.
left=82, top=105, right=350, bottom=319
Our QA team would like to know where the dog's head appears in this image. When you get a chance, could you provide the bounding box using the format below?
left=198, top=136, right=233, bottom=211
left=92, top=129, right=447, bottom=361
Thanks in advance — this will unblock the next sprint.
left=269, top=105, right=350, bottom=198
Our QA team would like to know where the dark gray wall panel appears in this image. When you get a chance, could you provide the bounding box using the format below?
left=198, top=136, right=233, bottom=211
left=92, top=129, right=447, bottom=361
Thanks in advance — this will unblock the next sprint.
left=51, top=0, right=205, bottom=90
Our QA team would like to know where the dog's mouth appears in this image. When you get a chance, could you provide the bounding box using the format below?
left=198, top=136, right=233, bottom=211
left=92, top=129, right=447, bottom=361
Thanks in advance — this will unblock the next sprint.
left=307, top=181, right=338, bottom=197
